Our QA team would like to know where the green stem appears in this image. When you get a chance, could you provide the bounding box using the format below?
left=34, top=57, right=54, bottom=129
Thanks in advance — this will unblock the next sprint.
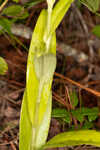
left=44, top=0, right=55, bottom=52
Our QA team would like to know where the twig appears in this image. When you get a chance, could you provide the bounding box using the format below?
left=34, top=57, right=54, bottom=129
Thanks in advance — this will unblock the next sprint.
left=0, top=120, right=18, bottom=136
left=53, top=91, right=68, bottom=107
left=0, top=137, right=18, bottom=146
left=0, top=95, right=18, bottom=104
left=8, top=88, right=25, bottom=96
left=55, top=72, right=100, bottom=97
left=10, top=141, right=17, bottom=150
left=0, top=0, right=9, bottom=12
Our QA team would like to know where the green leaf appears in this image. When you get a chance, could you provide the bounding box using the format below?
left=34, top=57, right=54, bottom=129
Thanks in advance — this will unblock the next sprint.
left=19, top=91, right=32, bottom=150
left=25, top=0, right=45, bottom=8
left=2, top=5, right=23, bottom=16
left=12, top=0, right=19, bottom=2
left=34, top=54, right=56, bottom=80
left=52, top=107, right=99, bottom=124
left=52, top=108, right=69, bottom=118
left=0, top=18, right=12, bottom=34
left=92, top=25, right=100, bottom=38
left=82, top=121, right=94, bottom=129
left=19, top=9, right=56, bottom=150
left=51, top=0, right=74, bottom=33
left=71, top=107, right=99, bottom=123
left=20, top=90, right=52, bottom=150
left=52, top=108, right=71, bottom=123
left=87, top=107, right=99, bottom=122
left=63, top=116, right=71, bottom=124
left=2, top=5, right=29, bottom=19
left=19, top=1, right=76, bottom=149
left=79, top=0, right=100, bottom=13
left=44, top=130, right=100, bottom=148
left=69, top=91, right=78, bottom=107
left=0, top=57, right=8, bottom=75
left=71, top=109, right=84, bottom=122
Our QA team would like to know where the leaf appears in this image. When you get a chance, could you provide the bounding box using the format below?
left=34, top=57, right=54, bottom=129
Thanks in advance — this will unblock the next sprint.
left=12, top=0, right=19, bottom=2
left=19, top=9, right=56, bottom=150
left=69, top=90, right=78, bottom=107
left=79, top=0, right=100, bottom=13
left=44, top=130, right=100, bottom=148
left=2, top=5, right=23, bottom=16
left=87, top=107, right=99, bottom=122
left=52, top=108, right=69, bottom=118
left=51, top=0, right=74, bottom=33
left=19, top=91, right=32, bottom=150
left=52, top=108, right=71, bottom=123
left=92, top=25, right=100, bottom=38
left=19, top=1, right=76, bottom=149
left=20, top=90, right=52, bottom=150
left=82, top=121, right=94, bottom=129
left=34, top=54, right=56, bottom=80
left=2, top=5, right=29, bottom=19
left=0, top=18, right=12, bottom=34
left=71, top=107, right=99, bottom=123
left=71, top=109, right=84, bottom=123
left=0, top=57, right=8, bottom=75
left=25, top=0, right=45, bottom=8
left=63, top=116, right=71, bottom=124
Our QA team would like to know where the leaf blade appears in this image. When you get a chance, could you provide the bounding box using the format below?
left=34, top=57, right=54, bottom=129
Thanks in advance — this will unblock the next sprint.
left=51, top=0, right=74, bottom=33
left=19, top=9, right=56, bottom=150
left=44, top=130, right=100, bottom=148
left=0, top=57, right=8, bottom=75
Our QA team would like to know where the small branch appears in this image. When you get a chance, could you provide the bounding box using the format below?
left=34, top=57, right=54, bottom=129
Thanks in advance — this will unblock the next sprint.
left=0, top=0, right=9, bottom=12
left=55, top=72, right=100, bottom=97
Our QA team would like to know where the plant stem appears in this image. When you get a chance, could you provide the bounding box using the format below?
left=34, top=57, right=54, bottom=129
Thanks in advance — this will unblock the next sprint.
left=44, top=0, right=55, bottom=52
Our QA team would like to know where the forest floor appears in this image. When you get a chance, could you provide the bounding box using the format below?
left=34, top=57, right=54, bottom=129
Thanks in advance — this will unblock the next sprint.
left=0, top=1, right=100, bottom=150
